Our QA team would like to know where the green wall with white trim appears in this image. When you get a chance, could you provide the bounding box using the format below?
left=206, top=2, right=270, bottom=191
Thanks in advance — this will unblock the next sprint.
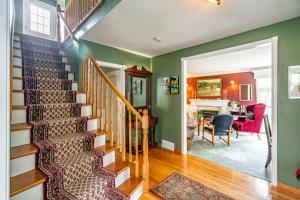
left=152, top=17, right=300, bottom=189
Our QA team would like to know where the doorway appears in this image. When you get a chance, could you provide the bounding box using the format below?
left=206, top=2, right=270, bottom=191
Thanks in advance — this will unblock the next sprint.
left=181, top=37, right=278, bottom=185
left=97, top=60, right=125, bottom=146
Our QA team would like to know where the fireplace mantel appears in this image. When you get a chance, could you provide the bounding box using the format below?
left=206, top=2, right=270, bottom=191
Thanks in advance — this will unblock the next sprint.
left=190, top=99, right=230, bottom=114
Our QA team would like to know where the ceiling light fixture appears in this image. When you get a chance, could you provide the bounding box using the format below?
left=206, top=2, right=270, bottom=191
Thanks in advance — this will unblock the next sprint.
left=152, top=37, right=161, bottom=42
left=208, top=0, right=222, bottom=6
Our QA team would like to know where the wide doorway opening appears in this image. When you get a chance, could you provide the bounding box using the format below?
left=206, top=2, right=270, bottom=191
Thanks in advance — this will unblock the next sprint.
left=181, top=38, right=277, bottom=184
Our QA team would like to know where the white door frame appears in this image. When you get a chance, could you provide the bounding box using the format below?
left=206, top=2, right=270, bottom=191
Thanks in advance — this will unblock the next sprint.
left=97, top=60, right=126, bottom=145
left=0, top=0, right=12, bottom=199
left=180, top=37, right=278, bottom=186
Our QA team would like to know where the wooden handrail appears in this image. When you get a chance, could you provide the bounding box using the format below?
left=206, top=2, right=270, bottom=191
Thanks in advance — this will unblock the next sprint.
left=57, top=5, right=79, bottom=42
left=57, top=4, right=149, bottom=192
left=57, top=6, right=141, bottom=120
left=86, top=52, right=142, bottom=120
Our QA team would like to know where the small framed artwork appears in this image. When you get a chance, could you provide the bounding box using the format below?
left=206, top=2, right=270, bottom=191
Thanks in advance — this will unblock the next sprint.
left=162, top=76, right=180, bottom=94
left=170, top=76, right=179, bottom=94
left=288, top=66, right=300, bottom=99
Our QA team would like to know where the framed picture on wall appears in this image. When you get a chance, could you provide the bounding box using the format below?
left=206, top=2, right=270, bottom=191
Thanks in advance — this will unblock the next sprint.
left=197, top=77, right=222, bottom=97
left=288, top=66, right=300, bottom=99
left=162, top=76, right=180, bottom=94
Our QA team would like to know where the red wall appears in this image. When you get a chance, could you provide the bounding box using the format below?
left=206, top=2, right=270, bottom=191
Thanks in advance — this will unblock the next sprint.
left=187, top=72, right=257, bottom=105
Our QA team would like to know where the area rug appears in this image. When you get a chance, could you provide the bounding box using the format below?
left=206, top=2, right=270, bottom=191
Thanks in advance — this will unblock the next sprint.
left=150, top=172, right=233, bottom=200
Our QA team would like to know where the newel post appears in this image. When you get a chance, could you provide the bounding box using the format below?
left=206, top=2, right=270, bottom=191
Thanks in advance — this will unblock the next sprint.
left=142, top=109, right=149, bottom=191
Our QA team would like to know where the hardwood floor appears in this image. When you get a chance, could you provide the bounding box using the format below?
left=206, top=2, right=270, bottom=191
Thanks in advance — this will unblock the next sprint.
left=136, top=147, right=300, bottom=200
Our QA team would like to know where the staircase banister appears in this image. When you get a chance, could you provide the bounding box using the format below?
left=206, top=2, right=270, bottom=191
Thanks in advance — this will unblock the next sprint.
left=86, top=51, right=142, bottom=120
left=57, top=6, right=142, bottom=120
left=56, top=5, right=79, bottom=42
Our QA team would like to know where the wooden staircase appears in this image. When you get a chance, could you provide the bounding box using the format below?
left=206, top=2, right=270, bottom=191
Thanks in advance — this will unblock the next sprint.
left=10, top=33, right=148, bottom=199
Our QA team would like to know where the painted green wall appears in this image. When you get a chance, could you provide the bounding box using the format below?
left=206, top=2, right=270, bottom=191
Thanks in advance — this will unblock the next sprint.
left=62, top=39, right=151, bottom=90
left=152, top=17, right=300, bottom=188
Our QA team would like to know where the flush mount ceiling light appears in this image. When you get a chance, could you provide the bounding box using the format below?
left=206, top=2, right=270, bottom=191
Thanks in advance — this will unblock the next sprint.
left=208, top=0, right=222, bottom=6
left=152, top=37, right=161, bottom=42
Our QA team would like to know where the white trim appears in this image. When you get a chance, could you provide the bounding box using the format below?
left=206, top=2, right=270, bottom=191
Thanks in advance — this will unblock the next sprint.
left=23, top=0, right=57, bottom=40
left=96, top=60, right=126, bottom=146
left=181, top=37, right=278, bottom=186
left=0, top=0, right=11, bottom=199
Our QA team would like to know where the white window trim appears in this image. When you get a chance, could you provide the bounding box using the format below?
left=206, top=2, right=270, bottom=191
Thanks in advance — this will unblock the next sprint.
left=23, top=0, right=57, bottom=40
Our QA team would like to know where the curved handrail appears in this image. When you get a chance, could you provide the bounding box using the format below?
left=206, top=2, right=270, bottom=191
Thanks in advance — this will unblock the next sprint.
left=57, top=6, right=142, bottom=120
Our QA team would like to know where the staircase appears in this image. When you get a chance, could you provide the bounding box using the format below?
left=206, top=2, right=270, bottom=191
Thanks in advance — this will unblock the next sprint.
left=10, top=33, right=146, bottom=200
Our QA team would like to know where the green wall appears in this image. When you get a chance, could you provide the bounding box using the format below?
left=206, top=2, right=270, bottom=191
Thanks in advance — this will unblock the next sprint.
left=152, top=17, right=300, bottom=188
left=63, top=39, right=151, bottom=90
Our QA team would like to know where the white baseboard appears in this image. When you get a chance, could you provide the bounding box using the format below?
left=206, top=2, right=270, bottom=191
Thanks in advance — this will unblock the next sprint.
left=162, top=139, right=175, bottom=151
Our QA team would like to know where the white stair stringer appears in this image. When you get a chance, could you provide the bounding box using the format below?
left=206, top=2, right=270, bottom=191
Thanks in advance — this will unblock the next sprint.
left=115, top=167, right=130, bottom=188
left=11, top=184, right=44, bottom=200
left=129, top=184, right=144, bottom=200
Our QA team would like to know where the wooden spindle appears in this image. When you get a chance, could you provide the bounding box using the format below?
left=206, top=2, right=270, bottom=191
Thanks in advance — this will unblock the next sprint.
left=115, top=95, right=119, bottom=147
left=105, top=83, right=108, bottom=130
left=110, top=87, right=113, bottom=146
left=129, top=111, right=132, bottom=162
left=88, top=60, right=92, bottom=104
left=122, top=106, right=125, bottom=161
left=91, top=65, right=94, bottom=117
left=135, top=116, right=139, bottom=177
left=95, top=72, right=98, bottom=117
left=142, top=109, right=149, bottom=191
left=99, top=76, right=102, bottom=131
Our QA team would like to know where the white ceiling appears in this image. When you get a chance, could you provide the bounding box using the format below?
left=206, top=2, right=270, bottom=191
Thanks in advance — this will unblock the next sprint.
left=82, top=0, right=300, bottom=57
left=186, top=44, right=272, bottom=77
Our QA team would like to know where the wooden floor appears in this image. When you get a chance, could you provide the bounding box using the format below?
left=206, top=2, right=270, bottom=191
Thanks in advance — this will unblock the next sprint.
left=137, top=147, right=300, bottom=200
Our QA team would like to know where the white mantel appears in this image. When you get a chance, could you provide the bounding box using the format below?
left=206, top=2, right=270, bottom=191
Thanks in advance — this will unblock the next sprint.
left=190, top=99, right=230, bottom=114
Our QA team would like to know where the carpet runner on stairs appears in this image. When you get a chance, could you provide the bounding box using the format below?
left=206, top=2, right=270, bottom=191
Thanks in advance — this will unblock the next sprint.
left=21, top=34, right=127, bottom=200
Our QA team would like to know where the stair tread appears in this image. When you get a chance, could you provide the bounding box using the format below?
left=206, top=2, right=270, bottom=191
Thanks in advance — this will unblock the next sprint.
left=13, top=103, right=90, bottom=110
left=11, top=144, right=38, bottom=160
left=10, top=169, right=46, bottom=197
left=95, top=143, right=117, bottom=154
left=11, top=123, right=32, bottom=131
left=13, top=65, right=23, bottom=69
left=13, top=77, right=79, bottom=83
left=90, top=129, right=111, bottom=136
left=117, top=176, right=143, bottom=196
left=12, top=105, right=27, bottom=110
left=104, top=160, right=130, bottom=175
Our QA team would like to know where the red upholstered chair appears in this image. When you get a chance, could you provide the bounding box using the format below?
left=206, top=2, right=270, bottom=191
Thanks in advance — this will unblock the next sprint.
left=232, top=103, right=266, bottom=139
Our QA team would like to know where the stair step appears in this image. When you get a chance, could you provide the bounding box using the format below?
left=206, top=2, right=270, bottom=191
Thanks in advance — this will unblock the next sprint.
left=13, top=76, right=79, bottom=83
left=12, top=105, right=27, bottom=110
left=10, top=169, right=46, bottom=197
left=105, top=160, right=130, bottom=176
left=95, top=143, right=117, bottom=154
left=90, top=129, right=111, bottom=136
left=11, top=144, right=37, bottom=160
left=117, top=176, right=144, bottom=197
left=11, top=123, right=32, bottom=131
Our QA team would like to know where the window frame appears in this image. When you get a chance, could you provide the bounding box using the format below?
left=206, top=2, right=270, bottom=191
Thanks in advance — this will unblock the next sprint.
left=23, top=0, right=57, bottom=40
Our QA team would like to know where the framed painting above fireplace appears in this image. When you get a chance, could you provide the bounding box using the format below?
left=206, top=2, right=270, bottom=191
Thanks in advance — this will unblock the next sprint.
left=197, top=77, right=222, bottom=98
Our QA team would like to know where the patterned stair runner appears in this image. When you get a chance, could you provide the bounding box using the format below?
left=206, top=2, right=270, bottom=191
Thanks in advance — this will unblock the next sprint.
left=20, top=34, right=126, bottom=200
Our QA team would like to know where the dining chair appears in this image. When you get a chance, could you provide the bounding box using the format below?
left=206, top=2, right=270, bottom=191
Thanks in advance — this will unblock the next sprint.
left=203, top=114, right=233, bottom=146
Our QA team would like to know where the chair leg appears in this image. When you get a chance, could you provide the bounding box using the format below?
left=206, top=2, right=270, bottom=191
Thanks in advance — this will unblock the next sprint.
left=228, top=135, right=230, bottom=146
left=257, top=133, right=261, bottom=140
left=212, top=129, right=214, bottom=146
left=236, top=130, right=239, bottom=139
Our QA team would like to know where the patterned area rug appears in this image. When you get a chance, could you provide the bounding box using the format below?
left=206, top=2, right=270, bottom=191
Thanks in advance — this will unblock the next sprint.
left=20, top=34, right=127, bottom=200
left=150, top=172, right=233, bottom=200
